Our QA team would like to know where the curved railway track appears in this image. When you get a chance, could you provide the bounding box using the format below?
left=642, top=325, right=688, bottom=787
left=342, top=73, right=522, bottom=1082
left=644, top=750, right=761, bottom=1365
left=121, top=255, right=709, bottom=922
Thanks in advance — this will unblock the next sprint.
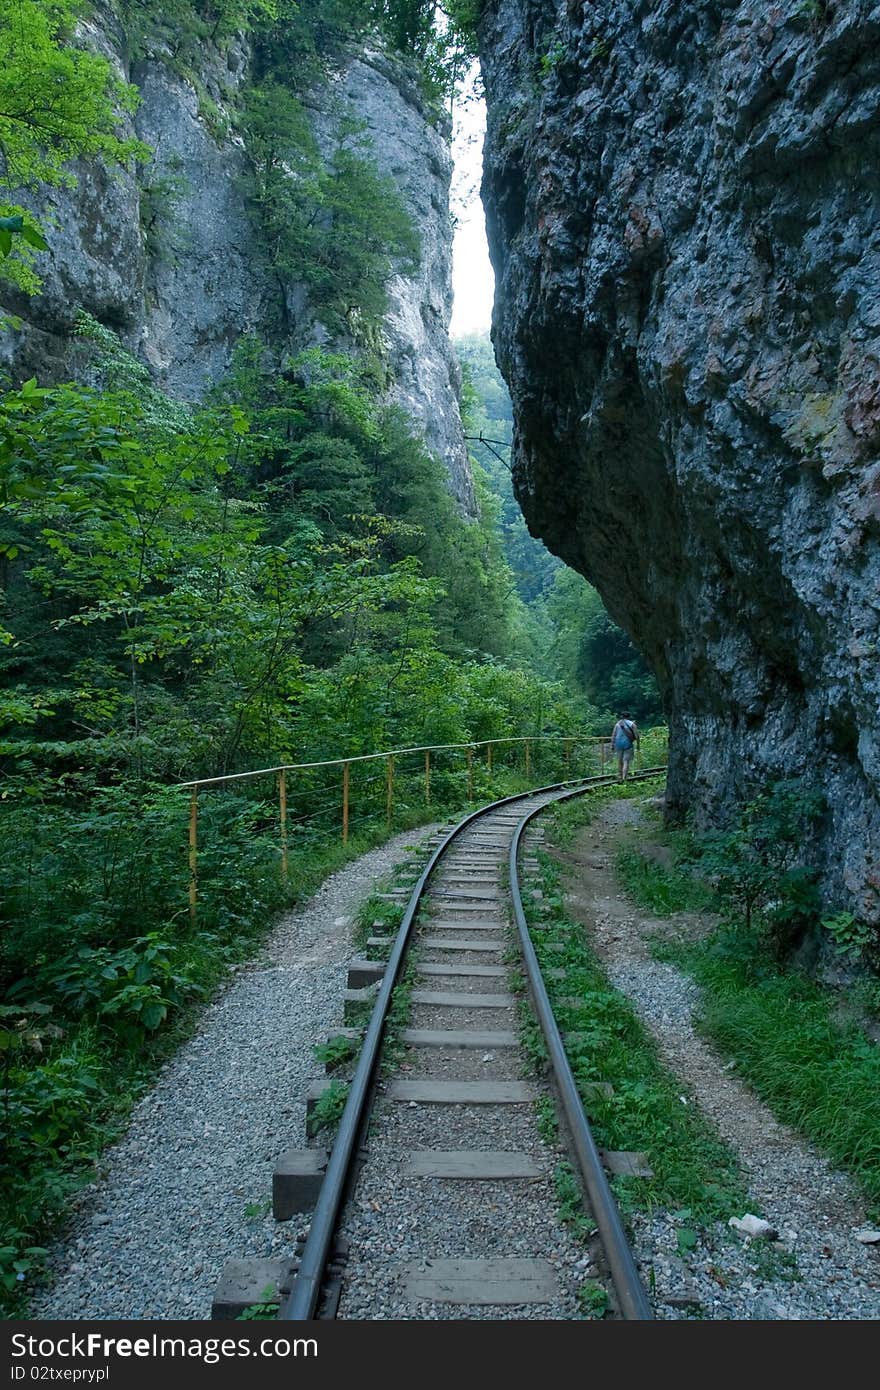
left=280, top=770, right=664, bottom=1322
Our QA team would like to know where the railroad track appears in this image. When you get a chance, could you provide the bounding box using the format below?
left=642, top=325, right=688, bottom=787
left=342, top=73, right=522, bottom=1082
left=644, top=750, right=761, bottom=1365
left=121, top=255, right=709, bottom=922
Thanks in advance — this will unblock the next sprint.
left=274, top=772, right=662, bottom=1321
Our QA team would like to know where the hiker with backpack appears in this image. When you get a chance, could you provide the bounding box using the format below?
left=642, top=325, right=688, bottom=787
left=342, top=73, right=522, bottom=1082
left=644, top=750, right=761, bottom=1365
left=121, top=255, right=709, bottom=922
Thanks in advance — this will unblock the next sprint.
left=610, top=714, right=640, bottom=782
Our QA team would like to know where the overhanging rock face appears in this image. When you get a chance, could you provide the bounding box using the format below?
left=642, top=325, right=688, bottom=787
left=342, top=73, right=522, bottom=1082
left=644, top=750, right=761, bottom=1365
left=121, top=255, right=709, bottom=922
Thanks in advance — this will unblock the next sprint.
left=478, top=0, right=880, bottom=922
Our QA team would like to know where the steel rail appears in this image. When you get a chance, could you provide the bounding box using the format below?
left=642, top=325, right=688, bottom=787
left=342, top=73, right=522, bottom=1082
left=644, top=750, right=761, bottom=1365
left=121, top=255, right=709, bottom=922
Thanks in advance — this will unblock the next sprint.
left=508, top=776, right=658, bottom=1321
left=279, top=768, right=665, bottom=1320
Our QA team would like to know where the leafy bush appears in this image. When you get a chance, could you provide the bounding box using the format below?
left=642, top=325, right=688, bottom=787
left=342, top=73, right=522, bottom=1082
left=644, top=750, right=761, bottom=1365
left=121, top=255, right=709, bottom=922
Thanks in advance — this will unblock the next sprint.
left=692, top=780, right=825, bottom=956
left=822, top=911, right=877, bottom=966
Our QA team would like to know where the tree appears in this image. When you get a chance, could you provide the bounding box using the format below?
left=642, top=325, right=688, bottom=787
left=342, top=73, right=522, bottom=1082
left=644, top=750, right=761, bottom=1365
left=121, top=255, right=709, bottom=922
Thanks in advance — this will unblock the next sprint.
left=242, top=83, right=419, bottom=341
left=0, top=0, right=145, bottom=292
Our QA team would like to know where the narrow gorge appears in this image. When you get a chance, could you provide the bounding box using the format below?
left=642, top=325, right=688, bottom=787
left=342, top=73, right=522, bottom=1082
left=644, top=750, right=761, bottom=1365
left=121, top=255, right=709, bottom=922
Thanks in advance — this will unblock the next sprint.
left=4, top=1, right=880, bottom=1324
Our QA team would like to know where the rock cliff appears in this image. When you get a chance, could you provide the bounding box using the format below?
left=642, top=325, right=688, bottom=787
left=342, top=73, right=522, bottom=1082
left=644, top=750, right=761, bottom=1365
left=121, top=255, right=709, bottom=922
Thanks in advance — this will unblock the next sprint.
left=478, top=0, right=880, bottom=922
left=0, top=11, right=472, bottom=509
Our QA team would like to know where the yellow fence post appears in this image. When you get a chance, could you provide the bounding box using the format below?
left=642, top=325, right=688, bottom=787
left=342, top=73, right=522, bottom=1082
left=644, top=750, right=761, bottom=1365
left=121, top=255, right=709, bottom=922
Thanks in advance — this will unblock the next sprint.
left=466, top=746, right=473, bottom=801
left=386, top=755, right=394, bottom=826
left=342, top=761, right=350, bottom=845
left=188, top=789, right=198, bottom=927
left=279, top=769, right=288, bottom=880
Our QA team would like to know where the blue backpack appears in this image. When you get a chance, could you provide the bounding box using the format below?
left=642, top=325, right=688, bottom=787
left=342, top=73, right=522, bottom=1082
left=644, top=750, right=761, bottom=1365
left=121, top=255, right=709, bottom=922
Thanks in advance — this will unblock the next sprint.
left=613, top=720, right=635, bottom=751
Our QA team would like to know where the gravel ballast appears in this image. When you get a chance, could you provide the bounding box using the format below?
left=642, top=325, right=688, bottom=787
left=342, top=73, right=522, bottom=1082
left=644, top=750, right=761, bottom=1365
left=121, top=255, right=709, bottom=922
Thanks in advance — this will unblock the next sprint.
left=28, top=793, right=880, bottom=1322
left=28, top=826, right=440, bottom=1321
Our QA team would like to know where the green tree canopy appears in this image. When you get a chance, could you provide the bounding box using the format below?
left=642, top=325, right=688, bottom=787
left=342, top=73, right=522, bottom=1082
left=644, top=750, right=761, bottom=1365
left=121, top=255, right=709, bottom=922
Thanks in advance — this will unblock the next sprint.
left=0, top=0, right=146, bottom=292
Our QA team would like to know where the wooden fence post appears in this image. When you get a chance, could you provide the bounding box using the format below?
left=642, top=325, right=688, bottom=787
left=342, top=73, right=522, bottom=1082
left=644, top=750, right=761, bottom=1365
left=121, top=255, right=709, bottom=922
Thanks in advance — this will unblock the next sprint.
left=188, top=789, right=198, bottom=927
left=425, top=749, right=431, bottom=804
left=486, top=742, right=493, bottom=773
left=279, top=769, right=288, bottom=880
left=386, top=755, right=394, bottom=826
left=466, top=746, right=473, bottom=801
left=524, top=738, right=531, bottom=779
left=564, top=739, right=572, bottom=776
left=342, top=761, right=350, bottom=845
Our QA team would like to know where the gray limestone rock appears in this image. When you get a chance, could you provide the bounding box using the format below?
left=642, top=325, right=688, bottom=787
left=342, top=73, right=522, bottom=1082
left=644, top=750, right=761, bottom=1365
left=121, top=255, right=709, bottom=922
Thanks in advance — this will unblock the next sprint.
left=477, top=0, right=880, bottom=923
left=0, top=23, right=471, bottom=509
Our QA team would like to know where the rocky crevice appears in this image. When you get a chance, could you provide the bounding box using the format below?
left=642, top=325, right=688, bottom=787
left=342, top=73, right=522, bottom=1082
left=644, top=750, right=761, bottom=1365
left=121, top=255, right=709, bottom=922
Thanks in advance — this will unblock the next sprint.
left=477, top=0, right=880, bottom=922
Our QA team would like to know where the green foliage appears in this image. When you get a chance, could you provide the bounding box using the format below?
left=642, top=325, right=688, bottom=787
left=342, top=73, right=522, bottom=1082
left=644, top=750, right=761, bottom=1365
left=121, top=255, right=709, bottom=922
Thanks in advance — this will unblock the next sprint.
left=380, top=963, right=415, bottom=1074
left=539, top=38, right=567, bottom=78
left=456, top=333, right=662, bottom=725
left=676, top=1224, right=698, bottom=1254
left=692, top=780, right=825, bottom=954
left=0, top=0, right=665, bottom=1315
left=138, top=161, right=191, bottom=266
left=518, top=998, right=548, bottom=1074
left=616, top=847, right=716, bottom=918
left=0, top=0, right=147, bottom=292
left=119, top=0, right=319, bottom=68
left=371, top=0, right=434, bottom=53
left=577, top=1280, right=609, bottom=1319
left=306, top=1079, right=349, bottom=1137
left=243, top=1198, right=270, bottom=1219
left=796, top=0, right=831, bottom=28
left=571, top=588, right=662, bottom=726
left=534, top=1093, right=557, bottom=1145
left=313, top=1034, right=359, bottom=1070
left=236, top=1282, right=280, bottom=1319
left=241, top=83, right=419, bottom=341
left=662, top=931, right=880, bottom=1204
left=367, top=2, right=479, bottom=102
left=355, top=892, right=404, bottom=953
left=554, top=1161, right=596, bottom=1241
left=822, top=911, right=877, bottom=965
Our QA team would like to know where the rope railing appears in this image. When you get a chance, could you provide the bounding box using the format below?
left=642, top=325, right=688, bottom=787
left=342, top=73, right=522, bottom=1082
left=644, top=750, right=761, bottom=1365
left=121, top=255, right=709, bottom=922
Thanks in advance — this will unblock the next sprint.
left=178, top=729, right=669, bottom=924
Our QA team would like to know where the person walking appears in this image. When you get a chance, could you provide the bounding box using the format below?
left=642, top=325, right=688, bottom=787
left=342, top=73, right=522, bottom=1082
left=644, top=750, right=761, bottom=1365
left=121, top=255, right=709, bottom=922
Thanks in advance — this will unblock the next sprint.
left=610, top=713, right=640, bottom=781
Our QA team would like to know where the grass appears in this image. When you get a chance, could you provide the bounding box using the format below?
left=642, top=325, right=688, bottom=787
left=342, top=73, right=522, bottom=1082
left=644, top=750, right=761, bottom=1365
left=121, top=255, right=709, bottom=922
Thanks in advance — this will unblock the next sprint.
left=658, top=929, right=880, bottom=1209
left=522, top=809, right=749, bottom=1229
left=312, top=1033, right=359, bottom=1072
left=379, top=962, right=416, bottom=1077
left=554, top=1161, right=597, bottom=1241
left=534, top=1094, right=557, bottom=1145
left=577, top=1280, right=610, bottom=1318
left=616, top=845, right=716, bottom=917
left=549, top=775, right=666, bottom=848
left=604, top=793, right=880, bottom=1217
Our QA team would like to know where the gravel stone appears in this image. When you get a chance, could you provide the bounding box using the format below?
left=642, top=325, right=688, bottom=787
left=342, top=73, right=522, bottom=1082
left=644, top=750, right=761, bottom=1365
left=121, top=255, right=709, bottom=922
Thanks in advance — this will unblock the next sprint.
left=30, top=789, right=879, bottom=1322
left=28, top=827, right=441, bottom=1321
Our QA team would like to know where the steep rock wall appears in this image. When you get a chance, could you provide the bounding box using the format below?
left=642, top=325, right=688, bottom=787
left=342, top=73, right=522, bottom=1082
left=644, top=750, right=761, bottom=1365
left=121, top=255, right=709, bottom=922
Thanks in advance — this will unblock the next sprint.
left=0, top=15, right=472, bottom=508
left=478, top=0, right=880, bottom=922
left=314, top=52, right=473, bottom=511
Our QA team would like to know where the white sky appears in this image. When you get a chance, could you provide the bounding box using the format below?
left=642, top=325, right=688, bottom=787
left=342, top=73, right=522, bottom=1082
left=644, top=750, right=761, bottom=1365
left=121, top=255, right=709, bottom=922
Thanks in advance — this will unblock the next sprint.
left=449, top=80, right=494, bottom=340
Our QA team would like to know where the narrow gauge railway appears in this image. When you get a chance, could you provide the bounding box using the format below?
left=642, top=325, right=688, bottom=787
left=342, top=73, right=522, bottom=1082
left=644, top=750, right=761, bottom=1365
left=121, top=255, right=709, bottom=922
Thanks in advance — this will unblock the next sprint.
left=273, top=771, right=663, bottom=1322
